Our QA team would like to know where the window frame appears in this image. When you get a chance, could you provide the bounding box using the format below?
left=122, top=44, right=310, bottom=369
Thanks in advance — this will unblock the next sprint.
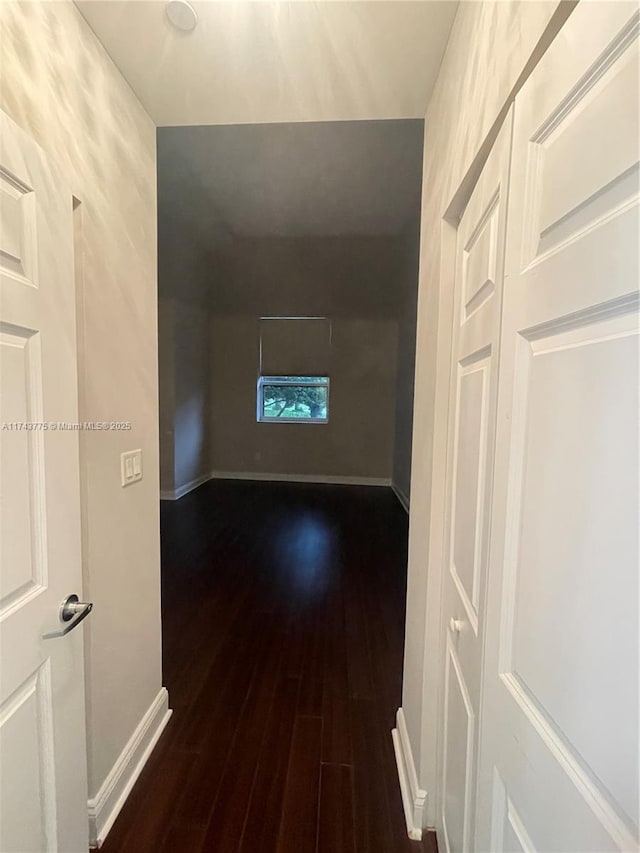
left=256, top=375, right=330, bottom=424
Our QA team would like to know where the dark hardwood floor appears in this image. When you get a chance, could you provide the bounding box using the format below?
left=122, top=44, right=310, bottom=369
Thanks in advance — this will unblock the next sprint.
left=100, top=479, right=436, bottom=853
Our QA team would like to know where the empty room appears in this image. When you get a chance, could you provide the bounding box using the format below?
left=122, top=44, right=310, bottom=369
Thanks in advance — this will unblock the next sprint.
left=0, top=2, right=638, bottom=853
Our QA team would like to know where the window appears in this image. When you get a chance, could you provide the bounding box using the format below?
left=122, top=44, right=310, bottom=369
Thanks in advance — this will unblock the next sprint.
left=257, top=376, right=329, bottom=423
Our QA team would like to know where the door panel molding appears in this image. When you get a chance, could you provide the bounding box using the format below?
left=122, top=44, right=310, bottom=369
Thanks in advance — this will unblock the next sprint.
left=437, top=107, right=515, bottom=852
left=0, top=108, right=89, bottom=853
left=442, top=638, right=476, bottom=853
left=476, top=4, right=639, bottom=851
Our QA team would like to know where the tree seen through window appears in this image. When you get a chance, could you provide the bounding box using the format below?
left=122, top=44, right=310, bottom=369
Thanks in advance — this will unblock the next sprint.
left=259, top=377, right=329, bottom=421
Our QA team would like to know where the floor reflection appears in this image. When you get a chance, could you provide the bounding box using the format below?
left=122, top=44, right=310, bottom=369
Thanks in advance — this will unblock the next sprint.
left=271, top=511, right=338, bottom=600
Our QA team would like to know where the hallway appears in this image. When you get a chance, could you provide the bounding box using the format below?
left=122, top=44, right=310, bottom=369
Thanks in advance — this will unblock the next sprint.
left=101, top=480, right=435, bottom=852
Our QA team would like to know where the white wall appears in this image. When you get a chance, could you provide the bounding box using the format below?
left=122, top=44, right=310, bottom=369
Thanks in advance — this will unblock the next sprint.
left=392, top=221, right=421, bottom=506
left=0, top=0, right=163, bottom=801
left=402, top=0, right=574, bottom=827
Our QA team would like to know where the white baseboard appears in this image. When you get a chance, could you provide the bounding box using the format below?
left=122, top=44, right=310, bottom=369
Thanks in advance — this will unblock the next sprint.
left=392, top=482, right=410, bottom=513
left=392, top=707, right=427, bottom=841
left=88, top=688, right=172, bottom=848
left=160, top=471, right=212, bottom=501
left=211, top=471, right=392, bottom=487
left=161, top=470, right=393, bottom=499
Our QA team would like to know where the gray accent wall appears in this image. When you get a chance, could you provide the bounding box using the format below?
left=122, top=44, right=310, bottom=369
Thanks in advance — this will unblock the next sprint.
left=158, top=121, right=423, bottom=494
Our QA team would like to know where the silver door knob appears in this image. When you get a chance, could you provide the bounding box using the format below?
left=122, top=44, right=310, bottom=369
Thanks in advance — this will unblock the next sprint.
left=42, top=594, right=93, bottom=639
left=449, top=617, right=464, bottom=634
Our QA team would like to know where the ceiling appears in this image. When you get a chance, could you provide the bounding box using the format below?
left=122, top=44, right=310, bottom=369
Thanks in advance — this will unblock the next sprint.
left=157, top=120, right=424, bottom=241
left=76, top=1, right=458, bottom=126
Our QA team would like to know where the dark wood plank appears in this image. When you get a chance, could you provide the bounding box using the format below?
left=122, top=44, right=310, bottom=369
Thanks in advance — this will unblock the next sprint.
left=276, top=715, right=322, bottom=853
left=200, top=624, right=286, bottom=852
left=160, top=823, right=207, bottom=853
left=296, top=602, right=325, bottom=716
left=99, top=480, right=435, bottom=853
left=422, top=830, right=440, bottom=853
left=350, top=697, right=396, bottom=853
left=173, top=613, right=274, bottom=827
left=109, top=749, right=195, bottom=853
left=321, top=582, right=352, bottom=764
left=238, top=676, right=300, bottom=853
left=318, top=764, right=356, bottom=853
left=321, top=689, right=352, bottom=765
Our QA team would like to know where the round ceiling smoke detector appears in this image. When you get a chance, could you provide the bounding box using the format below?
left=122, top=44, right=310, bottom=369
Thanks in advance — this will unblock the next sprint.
left=166, top=0, right=198, bottom=33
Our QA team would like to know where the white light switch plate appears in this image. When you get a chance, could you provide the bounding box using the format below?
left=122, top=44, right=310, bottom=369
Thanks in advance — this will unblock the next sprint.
left=121, top=449, right=143, bottom=487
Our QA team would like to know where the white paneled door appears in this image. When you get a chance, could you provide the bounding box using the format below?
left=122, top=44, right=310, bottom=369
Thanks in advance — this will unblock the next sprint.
left=0, top=111, right=90, bottom=851
left=439, top=111, right=513, bottom=853
left=475, top=4, right=639, bottom=852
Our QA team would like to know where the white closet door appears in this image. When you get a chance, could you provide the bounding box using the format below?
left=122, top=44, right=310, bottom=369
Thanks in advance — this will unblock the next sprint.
left=475, top=3, right=639, bottom=852
left=439, top=111, right=513, bottom=853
